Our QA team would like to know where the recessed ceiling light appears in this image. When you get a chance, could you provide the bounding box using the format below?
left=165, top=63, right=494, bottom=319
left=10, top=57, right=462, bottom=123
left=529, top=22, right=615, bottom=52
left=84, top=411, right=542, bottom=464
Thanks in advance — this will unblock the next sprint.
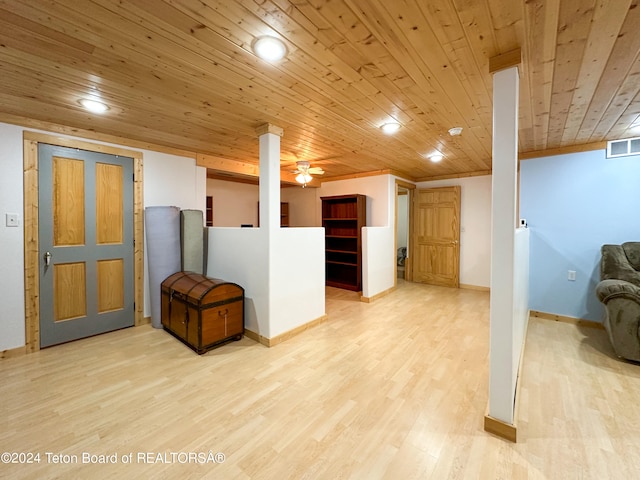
left=79, top=98, right=109, bottom=114
left=448, top=126, right=463, bottom=136
left=380, top=122, right=401, bottom=135
left=430, top=153, right=444, bottom=163
left=252, top=36, right=287, bottom=62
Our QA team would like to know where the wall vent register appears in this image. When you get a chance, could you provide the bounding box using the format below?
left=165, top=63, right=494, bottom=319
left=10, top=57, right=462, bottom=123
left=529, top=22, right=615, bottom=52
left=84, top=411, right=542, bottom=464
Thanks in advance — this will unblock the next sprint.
left=607, top=137, right=640, bottom=158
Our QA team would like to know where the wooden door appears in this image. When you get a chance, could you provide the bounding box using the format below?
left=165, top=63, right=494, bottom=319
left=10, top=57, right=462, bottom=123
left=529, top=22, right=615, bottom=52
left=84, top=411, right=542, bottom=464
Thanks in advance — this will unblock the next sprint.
left=38, top=144, right=134, bottom=348
left=412, top=186, right=461, bottom=287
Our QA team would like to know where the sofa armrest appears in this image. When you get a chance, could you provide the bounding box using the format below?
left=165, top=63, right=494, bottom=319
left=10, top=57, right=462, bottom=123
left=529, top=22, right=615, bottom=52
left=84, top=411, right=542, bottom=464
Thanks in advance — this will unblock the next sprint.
left=596, top=279, right=640, bottom=304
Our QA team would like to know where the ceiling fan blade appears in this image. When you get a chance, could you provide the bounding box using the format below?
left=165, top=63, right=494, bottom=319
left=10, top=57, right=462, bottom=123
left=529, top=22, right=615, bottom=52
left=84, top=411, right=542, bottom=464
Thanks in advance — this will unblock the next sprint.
left=309, top=167, right=325, bottom=175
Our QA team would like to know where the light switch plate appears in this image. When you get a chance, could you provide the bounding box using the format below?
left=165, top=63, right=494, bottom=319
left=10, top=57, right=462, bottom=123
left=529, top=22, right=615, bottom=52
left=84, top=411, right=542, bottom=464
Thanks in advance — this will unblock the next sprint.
left=6, top=213, right=19, bottom=227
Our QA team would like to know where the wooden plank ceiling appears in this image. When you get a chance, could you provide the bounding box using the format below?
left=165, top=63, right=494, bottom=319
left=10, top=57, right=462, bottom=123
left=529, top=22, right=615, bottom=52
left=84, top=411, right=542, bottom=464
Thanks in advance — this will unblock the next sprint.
left=1, top=0, right=639, bottom=181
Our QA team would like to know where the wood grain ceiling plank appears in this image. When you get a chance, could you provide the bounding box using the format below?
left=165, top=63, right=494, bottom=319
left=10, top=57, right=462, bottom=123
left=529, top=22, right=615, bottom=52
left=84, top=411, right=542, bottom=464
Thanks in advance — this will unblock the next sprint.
left=283, top=0, right=451, bottom=150
left=5, top=0, right=638, bottom=178
left=15, top=0, right=294, bottom=109
left=0, top=91, right=242, bottom=154
left=545, top=0, right=598, bottom=149
left=416, top=2, right=494, bottom=131
left=21, top=0, right=400, bottom=171
left=450, top=0, right=506, bottom=148
left=418, top=2, right=493, bottom=149
left=513, top=2, right=534, bottom=149
left=0, top=0, right=491, bottom=176
left=574, top=0, right=640, bottom=144
left=560, top=0, right=633, bottom=146
left=486, top=0, right=523, bottom=53
left=522, top=0, right=560, bottom=151
left=262, top=0, right=482, bottom=172
left=590, top=53, right=640, bottom=141
left=0, top=14, right=97, bottom=67
left=267, top=0, right=447, bottom=160
left=606, top=91, right=640, bottom=139
left=125, top=0, right=429, bottom=169
left=0, top=7, right=95, bottom=54
left=379, top=1, right=495, bottom=168
left=340, top=0, right=491, bottom=170
left=0, top=42, right=274, bottom=151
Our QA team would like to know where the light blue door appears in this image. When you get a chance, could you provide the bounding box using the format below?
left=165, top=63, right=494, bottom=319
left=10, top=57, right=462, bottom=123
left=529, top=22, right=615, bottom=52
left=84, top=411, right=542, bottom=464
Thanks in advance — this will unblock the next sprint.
left=38, top=144, right=134, bottom=347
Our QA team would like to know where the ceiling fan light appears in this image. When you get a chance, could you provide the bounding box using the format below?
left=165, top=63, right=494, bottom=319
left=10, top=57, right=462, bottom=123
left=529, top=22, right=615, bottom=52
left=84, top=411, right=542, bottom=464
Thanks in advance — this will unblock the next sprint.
left=252, top=36, right=287, bottom=62
left=296, top=173, right=312, bottom=184
left=79, top=98, right=109, bottom=113
left=380, top=122, right=401, bottom=135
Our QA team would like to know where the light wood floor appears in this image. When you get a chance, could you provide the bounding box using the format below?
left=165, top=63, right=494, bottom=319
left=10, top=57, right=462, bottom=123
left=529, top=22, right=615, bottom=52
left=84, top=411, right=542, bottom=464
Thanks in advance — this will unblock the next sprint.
left=1, top=281, right=640, bottom=479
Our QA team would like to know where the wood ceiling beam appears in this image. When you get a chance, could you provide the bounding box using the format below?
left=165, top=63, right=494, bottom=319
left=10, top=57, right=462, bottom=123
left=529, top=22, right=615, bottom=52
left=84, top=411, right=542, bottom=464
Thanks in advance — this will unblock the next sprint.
left=489, top=48, right=522, bottom=74
left=518, top=141, right=607, bottom=160
left=196, top=153, right=321, bottom=187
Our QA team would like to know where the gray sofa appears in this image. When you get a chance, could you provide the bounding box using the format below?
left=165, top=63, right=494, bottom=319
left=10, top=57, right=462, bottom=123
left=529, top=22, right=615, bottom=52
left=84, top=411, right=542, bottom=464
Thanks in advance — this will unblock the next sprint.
left=596, top=242, right=640, bottom=362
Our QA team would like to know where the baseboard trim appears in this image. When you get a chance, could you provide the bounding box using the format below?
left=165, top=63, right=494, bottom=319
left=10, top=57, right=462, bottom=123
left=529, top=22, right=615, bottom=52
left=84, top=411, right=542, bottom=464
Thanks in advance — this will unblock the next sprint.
left=243, top=329, right=264, bottom=345
left=244, top=314, right=329, bottom=347
left=361, top=286, right=396, bottom=303
left=484, top=413, right=517, bottom=443
left=138, top=316, right=152, bottom=326
left=459, top=284, right=490, bottom=292
left=1, top=345, right=27, bottom=360
left=530, top=310, right=604, bottom=330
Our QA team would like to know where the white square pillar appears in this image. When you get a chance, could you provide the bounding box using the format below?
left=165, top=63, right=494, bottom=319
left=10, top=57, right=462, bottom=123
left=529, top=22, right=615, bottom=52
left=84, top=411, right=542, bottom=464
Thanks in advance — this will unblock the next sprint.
left=489, top=63, right=519, bottom=426
left=256, top=123, right=284, bottom=232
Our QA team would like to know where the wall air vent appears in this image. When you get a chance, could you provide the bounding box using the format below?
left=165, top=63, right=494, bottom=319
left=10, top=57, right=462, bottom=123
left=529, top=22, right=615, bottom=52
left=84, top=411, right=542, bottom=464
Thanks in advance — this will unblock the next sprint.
left=607, top=137, right=640, bottom=158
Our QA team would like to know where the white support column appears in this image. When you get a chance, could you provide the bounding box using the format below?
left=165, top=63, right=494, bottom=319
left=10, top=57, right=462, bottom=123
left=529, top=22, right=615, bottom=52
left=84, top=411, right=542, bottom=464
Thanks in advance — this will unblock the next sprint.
left=255, top=123, right=283, bottom=339
left=256, top=123, right=284, bottom=232
left=487, top=49, right=520, bottom=437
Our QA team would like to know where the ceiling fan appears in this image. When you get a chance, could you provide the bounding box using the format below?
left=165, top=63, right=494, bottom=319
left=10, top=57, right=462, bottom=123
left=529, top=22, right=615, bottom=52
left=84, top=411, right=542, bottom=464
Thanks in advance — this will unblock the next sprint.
left=292, top=160, right=324, bottom=187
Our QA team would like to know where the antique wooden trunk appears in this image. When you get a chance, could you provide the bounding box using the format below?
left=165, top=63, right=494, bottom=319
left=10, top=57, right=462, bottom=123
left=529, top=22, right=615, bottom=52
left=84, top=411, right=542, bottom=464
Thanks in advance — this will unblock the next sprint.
left=161, top=272, right=244, bottom=354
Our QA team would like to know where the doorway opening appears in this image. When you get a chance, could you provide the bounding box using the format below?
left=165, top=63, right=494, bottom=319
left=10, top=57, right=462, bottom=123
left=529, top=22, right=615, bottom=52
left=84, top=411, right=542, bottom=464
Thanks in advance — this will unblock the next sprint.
left=395, top=180, right=415, bottom=284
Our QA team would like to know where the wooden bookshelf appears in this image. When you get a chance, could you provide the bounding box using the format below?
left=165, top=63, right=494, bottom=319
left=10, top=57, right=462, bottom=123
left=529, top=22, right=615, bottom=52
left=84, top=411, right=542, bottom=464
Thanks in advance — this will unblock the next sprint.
left=206, top=196, right=213, bottom=226
left=321, top=194, right=366, bottom=291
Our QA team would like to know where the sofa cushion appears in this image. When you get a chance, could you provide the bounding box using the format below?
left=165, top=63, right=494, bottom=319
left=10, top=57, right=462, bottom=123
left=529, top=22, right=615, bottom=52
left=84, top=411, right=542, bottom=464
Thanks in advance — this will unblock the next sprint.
left=622, top=242, right=640, bottom=271
left=601, top=244, right=640, bottom=287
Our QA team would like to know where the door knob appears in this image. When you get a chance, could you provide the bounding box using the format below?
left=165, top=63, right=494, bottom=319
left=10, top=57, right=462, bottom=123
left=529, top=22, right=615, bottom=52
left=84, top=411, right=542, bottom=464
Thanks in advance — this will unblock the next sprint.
left=44, top=251, right=52, bottom=266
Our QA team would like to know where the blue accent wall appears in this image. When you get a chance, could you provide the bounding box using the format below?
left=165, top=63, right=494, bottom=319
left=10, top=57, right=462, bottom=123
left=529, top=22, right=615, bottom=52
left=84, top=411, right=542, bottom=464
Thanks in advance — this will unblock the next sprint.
left=520, top=149, right=640, bottom=321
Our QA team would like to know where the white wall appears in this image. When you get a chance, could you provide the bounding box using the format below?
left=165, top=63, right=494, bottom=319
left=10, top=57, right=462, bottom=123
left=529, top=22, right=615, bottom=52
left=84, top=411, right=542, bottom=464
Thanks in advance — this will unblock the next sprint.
left=270, top=228, right=326, bottom=337
left=143, top=152, right=205, bottom=317
left=206, top=179, right=259, bottom=227
left=0, top=123, right=27, bottom=350
left=362, top=226, right=396, bottom=298
left=205, top=179, right=319, bottom=228
left=0, top=121, right=204, bottom=350
left=281, top=186, right=318, bottom=226
left=207, top=226, right=325, bottom=339
left=513, top=228, right=530, bottom=380
left=416, top=175, right=492, bottom=288
left=207, top=228, right=268, bottom=335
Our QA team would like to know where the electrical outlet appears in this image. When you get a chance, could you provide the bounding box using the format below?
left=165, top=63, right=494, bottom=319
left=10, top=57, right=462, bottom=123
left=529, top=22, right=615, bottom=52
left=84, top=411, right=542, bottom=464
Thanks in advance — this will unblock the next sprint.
left=568, top=270, right=576, bottom=281
left=5, top=213, right=19, bottom=227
